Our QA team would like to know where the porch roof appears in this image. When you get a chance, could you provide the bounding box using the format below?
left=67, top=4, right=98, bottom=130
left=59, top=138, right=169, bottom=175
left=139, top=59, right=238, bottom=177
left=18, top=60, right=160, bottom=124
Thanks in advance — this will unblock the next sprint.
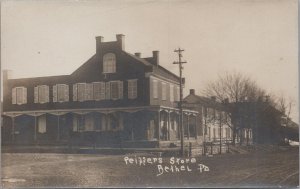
left=2, top=105, right=198, bottom=117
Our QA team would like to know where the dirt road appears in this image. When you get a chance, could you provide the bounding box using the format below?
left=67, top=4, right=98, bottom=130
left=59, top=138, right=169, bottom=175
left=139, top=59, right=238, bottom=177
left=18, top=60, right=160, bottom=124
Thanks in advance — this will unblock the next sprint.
left=1, top=147, right=298, bottom=188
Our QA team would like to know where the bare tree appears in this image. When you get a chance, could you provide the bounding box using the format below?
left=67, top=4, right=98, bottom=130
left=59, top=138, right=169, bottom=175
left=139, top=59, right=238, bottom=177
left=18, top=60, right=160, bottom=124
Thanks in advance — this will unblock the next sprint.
left=274, top=95, right=295, bottom=129
left=203, top=72, right=268, bottom=145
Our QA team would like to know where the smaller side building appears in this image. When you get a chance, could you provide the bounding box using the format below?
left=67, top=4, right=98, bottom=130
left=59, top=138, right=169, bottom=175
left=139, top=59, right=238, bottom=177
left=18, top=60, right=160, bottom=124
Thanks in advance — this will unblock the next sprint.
left=183, top=89, right=253, bottom=146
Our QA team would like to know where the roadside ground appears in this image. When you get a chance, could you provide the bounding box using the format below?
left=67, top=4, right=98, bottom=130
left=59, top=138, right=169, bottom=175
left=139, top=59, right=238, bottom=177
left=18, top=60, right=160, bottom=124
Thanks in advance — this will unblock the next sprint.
left=1, top=146, right=298, bottom=188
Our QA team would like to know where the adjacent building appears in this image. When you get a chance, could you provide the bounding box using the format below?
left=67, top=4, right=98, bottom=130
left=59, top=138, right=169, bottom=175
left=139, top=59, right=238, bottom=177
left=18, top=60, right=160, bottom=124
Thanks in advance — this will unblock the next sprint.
left=183, top=89, right=253, bottom=145
left=2, top=34, right=198, bottom=148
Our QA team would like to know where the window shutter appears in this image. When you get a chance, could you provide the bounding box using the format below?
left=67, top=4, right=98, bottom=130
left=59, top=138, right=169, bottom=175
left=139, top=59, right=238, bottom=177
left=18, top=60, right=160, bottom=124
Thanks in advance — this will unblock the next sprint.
left=93, top=82, right=105, bottom=101
left=34, top=86, right=38, bottom=103
left=134, top=80, right=137, bottom=98
left=85, top=83, right=93, bottom=101
left=162, top=82, right=166, bottom=100
left=53, top=85, right=57, bottom=102
left=12, top=88, right=16, bottom=104
left=152, top=80, right=158, bottom=99
left=128, top=81, right=132, bottom=99
left=105, top=82, right=110, bottom=100
left=64, top=84, right=69, bottom=102
left=100, top=82, right=105, bottom=100
left=118, top=81, right=123, bottom=99
left=45, top=86, right=49, bottom=103
left=93, top=82, right=100, bottom=101
left=23, top=87, right=27, bottom=104
left=170, top=84, right=174, bottom=102
left=73, top=84, right=77, bottom=101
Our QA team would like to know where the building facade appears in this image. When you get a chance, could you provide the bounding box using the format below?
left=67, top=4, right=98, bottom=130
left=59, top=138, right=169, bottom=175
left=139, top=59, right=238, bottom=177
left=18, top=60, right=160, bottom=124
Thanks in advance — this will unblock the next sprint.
left=2, top=34, right=198, bottom=148
left=183, top=89, right=253, bottom=145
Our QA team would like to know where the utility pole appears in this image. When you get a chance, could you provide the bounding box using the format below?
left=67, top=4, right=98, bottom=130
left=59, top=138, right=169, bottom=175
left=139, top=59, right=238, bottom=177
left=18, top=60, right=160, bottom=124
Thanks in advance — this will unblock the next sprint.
left=173, top=48, right=187, bottom=157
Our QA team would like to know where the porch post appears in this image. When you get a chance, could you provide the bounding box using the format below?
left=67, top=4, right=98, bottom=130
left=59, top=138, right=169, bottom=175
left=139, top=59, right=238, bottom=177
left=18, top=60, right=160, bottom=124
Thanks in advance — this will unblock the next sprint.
left=11, top=116, right=15, bottom=142
left=187, top=114, right=190, bottom=140
left=34, top=116, right=37, bottom=142
left=57, top=115, right=60, bottom=141
left=157, top=110, right=161, bottom=143
left=167, top=111, right=171, bottom=140
left=194, top=114, right=198, bottom=139
left=131, top=114, right=134, bottom=141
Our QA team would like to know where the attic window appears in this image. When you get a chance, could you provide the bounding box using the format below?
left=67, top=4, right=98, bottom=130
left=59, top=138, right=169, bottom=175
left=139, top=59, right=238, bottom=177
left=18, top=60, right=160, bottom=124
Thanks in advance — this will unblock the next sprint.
left=103, top=53, right=116, bottom=73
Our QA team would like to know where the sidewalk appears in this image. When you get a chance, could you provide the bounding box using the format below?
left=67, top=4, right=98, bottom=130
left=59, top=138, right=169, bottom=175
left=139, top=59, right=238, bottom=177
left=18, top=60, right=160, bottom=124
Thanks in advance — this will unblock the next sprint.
left=1, top=145, right=182, bottom=156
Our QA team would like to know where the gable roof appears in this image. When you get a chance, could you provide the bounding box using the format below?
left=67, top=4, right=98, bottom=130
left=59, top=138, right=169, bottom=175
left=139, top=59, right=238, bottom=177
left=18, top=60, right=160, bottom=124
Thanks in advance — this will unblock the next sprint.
left=184, top=94, right=224, bottom=110
left=125, top=52, right=180, bottom=82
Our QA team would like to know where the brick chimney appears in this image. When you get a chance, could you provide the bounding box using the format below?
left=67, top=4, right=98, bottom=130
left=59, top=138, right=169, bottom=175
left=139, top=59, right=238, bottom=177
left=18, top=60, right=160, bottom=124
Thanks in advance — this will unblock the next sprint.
left=134, top=52, right=141, bottom=58
left=211, top=96, right=216, bottom=101
left=265, top=95, right=270, bottom=103
left=152, top=51, right=159, bottom=66
left=3, top=70, right=13, bottom=81
left=190, top=89, right=195, bottom=95
left=116, top=34, right=125, bottom=50
left=95, top=36, right=104, bottom=54
left=224, top=98, right=229, bottom=104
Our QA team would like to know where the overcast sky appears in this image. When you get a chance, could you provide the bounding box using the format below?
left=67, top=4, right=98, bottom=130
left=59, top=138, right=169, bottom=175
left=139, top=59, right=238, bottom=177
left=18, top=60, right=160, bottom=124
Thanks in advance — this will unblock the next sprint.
left=1, top=0, right=298, bottom=122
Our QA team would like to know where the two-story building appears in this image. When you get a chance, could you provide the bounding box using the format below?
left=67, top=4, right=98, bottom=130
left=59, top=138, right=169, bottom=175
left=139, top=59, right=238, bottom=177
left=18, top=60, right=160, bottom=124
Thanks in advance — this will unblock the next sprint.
left=183, top=89, right=253, bottom=146
left=2, top=34, right=198, bottom=148
left=184, top=89, right=234, bottom=144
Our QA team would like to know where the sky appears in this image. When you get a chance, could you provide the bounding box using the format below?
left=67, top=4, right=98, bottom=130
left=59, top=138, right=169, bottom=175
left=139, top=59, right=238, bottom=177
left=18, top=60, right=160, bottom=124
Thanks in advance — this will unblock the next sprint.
left=1, top=0, right=298, bottom=122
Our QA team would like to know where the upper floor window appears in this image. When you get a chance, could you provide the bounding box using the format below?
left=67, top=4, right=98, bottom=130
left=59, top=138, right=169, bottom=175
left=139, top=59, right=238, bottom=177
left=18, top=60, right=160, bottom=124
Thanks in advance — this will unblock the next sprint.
left=110, top=81, right=123, bottom=100
left=162, top=82, right=167, bottom=100
left=12, top=87, right=27, bottom=105
left=207, top=108, right=216, bottom=120
left=128, top=79, right=137, bottom=99
left=53, top=84, right=69, bottom=103
left=93, top=82, right=106, bottom=101
left=34, top=85, right=49, bottom=104
left=153, top=80, right=158, bottom=99
left=103, top=53, right=116, bottom=73
left=73, top=83, right=88, bottom=102
left=73, top=81, right=123, bottom=102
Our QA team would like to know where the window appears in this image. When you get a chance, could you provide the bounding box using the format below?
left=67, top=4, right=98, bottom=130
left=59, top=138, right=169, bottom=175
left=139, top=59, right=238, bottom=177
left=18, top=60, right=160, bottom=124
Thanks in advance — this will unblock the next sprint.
left=53, top=84, right=69, bottom=103
left=12, top=87, right=27, bottom=105
left=128, top=79, right=137, bottom=99
left=38, top=115, right=46, bottom=133
left=103, top=53, right=116, bottom=73
left=34, top=85, right=49, bottom=104
left=162, top=83, right=167, bottom=100
left=73, top=81, right=122, bottom=101
left=170, top=84, right=174, bottom=102
left=153, top=79, right=158, bottom=99
left=208, top=108, right=216, bottom=120
left=213, top=128, right=216, bottom=140
left=111, top=81, right=119, bottom=99
left=72, top=115, right=85, bottom=132
left=110, top=81, right=123, bottom=100
left=85, top=114, right=94, bottom=131
left=93, top=82, right=105, bottom=101
left=72, top=83, right=92, bottom=102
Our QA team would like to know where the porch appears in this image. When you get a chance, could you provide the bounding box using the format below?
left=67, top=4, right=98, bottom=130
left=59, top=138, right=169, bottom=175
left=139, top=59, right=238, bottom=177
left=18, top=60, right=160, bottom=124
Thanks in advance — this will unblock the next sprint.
left=2, top=106, right=199, bottom=148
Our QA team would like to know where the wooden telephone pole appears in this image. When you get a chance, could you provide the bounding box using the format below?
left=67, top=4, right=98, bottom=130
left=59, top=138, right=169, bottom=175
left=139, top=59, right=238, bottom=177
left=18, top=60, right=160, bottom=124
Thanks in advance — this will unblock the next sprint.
left=173, top=48, right=187, bottom=157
